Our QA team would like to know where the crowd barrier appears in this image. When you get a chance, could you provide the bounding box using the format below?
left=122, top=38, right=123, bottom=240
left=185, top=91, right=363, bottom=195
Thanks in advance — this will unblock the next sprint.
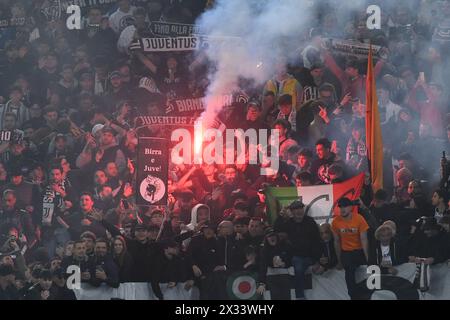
left=73, top=263, right=450, bottom=300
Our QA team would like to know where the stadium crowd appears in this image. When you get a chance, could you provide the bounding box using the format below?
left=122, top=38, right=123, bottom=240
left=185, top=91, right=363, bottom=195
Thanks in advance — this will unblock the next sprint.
left=0, top=0, right=449, bottom=300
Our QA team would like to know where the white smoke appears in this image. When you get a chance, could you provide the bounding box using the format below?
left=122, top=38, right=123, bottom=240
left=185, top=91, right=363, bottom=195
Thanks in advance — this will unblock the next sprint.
left=195, top=0, right=316, bottom=124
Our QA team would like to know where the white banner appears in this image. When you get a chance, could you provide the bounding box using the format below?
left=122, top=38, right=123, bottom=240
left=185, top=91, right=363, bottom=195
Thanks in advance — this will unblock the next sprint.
left=138, top=36, right=241, bottom=52
left=73, top=263, right=450, bottom=300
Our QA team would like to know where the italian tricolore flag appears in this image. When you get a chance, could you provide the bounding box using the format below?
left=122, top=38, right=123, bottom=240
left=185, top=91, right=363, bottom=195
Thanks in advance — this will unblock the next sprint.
left=264, top=173, right=365, bottom=225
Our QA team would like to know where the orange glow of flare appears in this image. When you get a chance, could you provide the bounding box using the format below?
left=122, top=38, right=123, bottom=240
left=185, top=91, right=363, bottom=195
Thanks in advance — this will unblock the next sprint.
left=194, top=119, right=203, bottom=164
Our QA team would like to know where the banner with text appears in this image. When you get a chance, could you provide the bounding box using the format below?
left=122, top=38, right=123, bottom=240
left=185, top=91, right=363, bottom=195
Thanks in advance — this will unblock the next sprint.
left=150, top=21, right=206, bottom=37
left=136, top=137, right=168, bottom=206
left=137, top=36, right=241, bottom=52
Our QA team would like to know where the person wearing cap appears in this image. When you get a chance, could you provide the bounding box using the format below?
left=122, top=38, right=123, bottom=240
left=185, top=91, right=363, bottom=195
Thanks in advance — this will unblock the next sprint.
left=172, top=189, right=196, bottom=224
left=24, top=269, right=58, bottom=300
left=187, top=222, right=227, bottom=299
left=241, top=101, right=269, bottom=131
left=331, top=197, right=369, bottom=299
left=301, top=28, right=324, bottom=70
left=76, top=124, right=127, bottom=173
left=256, top=228, right=294, bottom=299
left=152, top=239, right=195, bottom=300
left=1, top=166, right=36, bottom=210
left=273, top=199, right=321, bottom=299
left=92, top=215, right=162, bottom=284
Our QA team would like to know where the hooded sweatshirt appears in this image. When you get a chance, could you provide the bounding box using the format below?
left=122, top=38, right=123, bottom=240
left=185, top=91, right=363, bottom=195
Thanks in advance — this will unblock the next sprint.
left=182, top=204, right=211, bottom=248
left=186, top=204, right=211, bottom=231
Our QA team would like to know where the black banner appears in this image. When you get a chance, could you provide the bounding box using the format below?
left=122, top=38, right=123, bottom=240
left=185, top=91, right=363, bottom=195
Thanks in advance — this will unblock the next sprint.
left=134, top=116, right=197, bottom=127
left=136, top=137, right=169, bottom=206
left=321, top=38, right=387, bottom=60
left=150, top=21, right=205, bottom=38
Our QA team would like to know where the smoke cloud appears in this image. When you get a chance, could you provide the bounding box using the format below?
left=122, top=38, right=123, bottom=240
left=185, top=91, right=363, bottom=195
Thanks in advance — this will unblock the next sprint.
left=195, top=0, right=318, bottom=123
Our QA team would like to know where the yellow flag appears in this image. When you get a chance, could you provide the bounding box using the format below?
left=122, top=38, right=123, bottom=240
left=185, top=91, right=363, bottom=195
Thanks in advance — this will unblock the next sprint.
left=365, top=45, right=383, bottom=192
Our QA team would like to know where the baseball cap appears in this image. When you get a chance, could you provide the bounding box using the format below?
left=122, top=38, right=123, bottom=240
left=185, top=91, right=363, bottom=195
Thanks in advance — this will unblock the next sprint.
left=101, top=126, right=116, bottom=135
left=134, top=224, right=149, bottom=231
left=91, top=123, right=104, bottom=135
left=110, top=71, right=122, bottom=79
left=287, top=199, right=305, bottom=210
left=337, top=197, right=354, bottom=208
left=264, top=228, right=276, bottom=237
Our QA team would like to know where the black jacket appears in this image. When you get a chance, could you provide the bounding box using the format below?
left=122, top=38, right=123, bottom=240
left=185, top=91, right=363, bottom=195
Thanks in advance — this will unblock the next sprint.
left=114, top=252, right=134, bottom=283
left=259, top=239, right=293, bottom=284
left=90, top=255, right=120, bottom=288
left=154, top=252, right=194, bottom=284
left=24, top=284, right=59, bottom=300
left=369, top=240, right=407, bottom=271
left=101, top=219, right=161, bottom=282
left=274, top=215, right=322, bottom=261
left=407, top=230, right=449, bottom=264
left=187, top=235, right=222, bottom=275
left=216, top=235, right=248, bottom=272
